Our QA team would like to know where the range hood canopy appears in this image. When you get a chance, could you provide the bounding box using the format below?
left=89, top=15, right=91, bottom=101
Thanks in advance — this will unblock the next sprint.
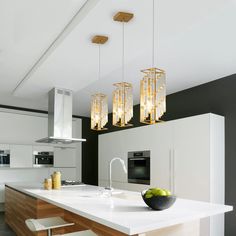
left=36, top=88, right=86, bottom=144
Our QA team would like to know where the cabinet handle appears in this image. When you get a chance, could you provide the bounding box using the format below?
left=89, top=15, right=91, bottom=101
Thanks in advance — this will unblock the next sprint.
left=169, top=150, right=172, bottom=192
left=169, top=149, right=176, bottom=195
left=173, top=149, right=176, bottom=195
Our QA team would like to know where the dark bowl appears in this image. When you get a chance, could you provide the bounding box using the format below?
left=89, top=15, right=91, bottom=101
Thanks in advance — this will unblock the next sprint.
left=141, top=190, right=176, bottom=211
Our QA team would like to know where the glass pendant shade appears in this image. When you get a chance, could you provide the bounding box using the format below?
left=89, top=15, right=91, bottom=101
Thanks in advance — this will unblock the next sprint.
left=140, top=68, right=166, bottom=124
left=113, top=82, right=133, bottom=127
left=91, top=93, right=108, bottom=131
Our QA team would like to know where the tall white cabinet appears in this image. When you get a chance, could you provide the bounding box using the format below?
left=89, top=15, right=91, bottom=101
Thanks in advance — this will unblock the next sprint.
left=99, top=113, right=225, bottom=236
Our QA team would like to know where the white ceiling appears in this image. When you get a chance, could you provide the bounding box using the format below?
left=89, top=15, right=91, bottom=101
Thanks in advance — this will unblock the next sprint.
left=0, top=0, right=236, bottom=116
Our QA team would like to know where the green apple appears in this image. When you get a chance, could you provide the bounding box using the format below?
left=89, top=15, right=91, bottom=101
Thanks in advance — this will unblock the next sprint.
left=165, top=190, right=171, bottom=196
left=145, top=193, right=153, bottom=199
left=158, top=189, right=167, bottom=196
left=146, top=190, right=153, bottom=195
left=151, top=188, right=166, bottom=196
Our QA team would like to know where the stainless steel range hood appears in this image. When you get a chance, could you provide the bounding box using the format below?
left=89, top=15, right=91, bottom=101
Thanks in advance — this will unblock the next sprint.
left=36, top=88, right=86, bottom=144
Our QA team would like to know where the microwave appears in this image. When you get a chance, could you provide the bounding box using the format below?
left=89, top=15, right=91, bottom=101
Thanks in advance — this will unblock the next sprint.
left=33, top=151, right=54, bottom=167
left=128, top=151, right=150, bottom=185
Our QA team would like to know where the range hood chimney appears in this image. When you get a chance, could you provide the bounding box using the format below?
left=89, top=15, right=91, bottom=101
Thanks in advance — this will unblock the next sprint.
left=36, top=88, right=86, bottom=144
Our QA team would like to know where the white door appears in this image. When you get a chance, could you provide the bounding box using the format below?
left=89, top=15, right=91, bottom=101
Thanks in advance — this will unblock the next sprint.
left=54, top=147, right=76, bottom=168
left=10, top=145, right=33, bottom=168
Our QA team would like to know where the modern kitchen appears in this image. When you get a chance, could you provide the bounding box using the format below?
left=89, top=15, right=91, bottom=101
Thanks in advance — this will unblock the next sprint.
left=0, top=0, right=236, bottom=236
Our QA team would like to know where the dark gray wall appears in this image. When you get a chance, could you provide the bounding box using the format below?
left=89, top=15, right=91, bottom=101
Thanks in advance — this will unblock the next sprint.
left=84, top=74, right=236, bottom=235
left=81, top=117, right=98, bottom=185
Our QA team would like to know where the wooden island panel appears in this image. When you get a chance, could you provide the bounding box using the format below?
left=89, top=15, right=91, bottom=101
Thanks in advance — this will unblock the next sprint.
left=5, top=186, right=64, bottom=236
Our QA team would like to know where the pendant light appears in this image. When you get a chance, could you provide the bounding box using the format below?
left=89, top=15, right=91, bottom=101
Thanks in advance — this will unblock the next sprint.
left=91, top=36, right=109, bottom=131
left=140, top=0, right=166, bottom=124
left=112, top=12, right=134, bottom=127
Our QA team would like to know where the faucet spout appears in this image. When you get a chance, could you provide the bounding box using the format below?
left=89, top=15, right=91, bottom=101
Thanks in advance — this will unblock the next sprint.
left=105, top=158, right=127, bottom=191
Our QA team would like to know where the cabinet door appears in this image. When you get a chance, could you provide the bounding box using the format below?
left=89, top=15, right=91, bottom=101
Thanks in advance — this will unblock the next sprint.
left=32, top=146, right=54, bottom=153
left=0, top=144, right=10, bottom=150
left=150, top=122, right=173, bottom=190
left=10, top=145, right=33, bottom=168
left=54, top=147, right=76, bottom=168
left=173, top=115, right=210, bottom=201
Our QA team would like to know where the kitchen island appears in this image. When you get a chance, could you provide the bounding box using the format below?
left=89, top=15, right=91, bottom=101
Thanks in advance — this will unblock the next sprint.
left=5, top=183, right=233, bottom=236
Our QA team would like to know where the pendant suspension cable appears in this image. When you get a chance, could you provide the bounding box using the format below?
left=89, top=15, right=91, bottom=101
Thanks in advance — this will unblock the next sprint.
left=152, top=0, right=155, bottom=68
left=98, top=44, right=101, bottom=80
left=122, top=21, right=125, bottom=82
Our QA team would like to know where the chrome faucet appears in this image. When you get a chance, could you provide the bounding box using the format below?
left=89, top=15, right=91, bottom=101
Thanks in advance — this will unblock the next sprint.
left=105, top=158, right=127, bottom=191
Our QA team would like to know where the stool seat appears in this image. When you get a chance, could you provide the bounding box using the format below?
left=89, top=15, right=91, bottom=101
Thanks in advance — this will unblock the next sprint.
left=56, top=230, right=97, bottom=236
left=25, top=217, right=74, bottom=232
left=26, top=217, right=97, bottom=236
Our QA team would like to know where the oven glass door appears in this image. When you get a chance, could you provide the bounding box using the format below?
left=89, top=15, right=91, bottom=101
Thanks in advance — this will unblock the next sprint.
left=128, top=157, right=150, bottom=184
left=35, top=155, right=54, bottom=165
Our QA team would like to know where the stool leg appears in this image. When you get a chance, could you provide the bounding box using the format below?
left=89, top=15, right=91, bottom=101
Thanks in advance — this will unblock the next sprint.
left=47, top=228, right=52, bottom=236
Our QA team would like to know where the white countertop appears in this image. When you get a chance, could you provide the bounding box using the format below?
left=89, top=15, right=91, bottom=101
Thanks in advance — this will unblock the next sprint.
left=5, top=182, right=233, bottom=235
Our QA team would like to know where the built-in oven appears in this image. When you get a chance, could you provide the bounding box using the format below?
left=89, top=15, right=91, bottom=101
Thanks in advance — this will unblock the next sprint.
left=33, top=151, right=54, bottom=167
left=128, top=150, right=150, bottom=185
left=0, top=150, right=10, bottom=167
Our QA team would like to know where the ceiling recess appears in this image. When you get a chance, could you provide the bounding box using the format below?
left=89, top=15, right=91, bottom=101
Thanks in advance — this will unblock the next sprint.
left=12, top=0, right=101, bottom=96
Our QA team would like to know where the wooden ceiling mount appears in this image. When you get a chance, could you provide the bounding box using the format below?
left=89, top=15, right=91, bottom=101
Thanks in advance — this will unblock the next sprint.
left=113, top=12, right=134, bottom=23
left=92, top=35, right=109, bottom=44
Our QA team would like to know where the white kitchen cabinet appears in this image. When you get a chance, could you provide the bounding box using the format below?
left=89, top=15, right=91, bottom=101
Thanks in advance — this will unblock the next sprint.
left=0, top=144, right=10, bottom=150
left=49, top=168, right=76, bottom=180
left=99, top=123, right=172, bottom=187
left=99, top=113, right=224, bottom=236
left=0, top=112, right=48, bottom=145
left=32, top=146, right=54, bottom=153
left=99, top=123, right=173, bottom=189
left=172, top=114, right=224, bottom=236
left=54, top=147, right=76, bottom=168
left=10, top=145, right=33, bottom=168
left=172, top=115, right=211, bottom=201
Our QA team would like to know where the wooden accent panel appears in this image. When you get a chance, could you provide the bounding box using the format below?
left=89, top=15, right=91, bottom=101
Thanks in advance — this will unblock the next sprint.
left=36, top=199, right=65, bottom=236
left=64, top=211, right=130, bottom=236
left=5, top=187, right=64, bottom=236
left=5, top=187, right=37, bottom=236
